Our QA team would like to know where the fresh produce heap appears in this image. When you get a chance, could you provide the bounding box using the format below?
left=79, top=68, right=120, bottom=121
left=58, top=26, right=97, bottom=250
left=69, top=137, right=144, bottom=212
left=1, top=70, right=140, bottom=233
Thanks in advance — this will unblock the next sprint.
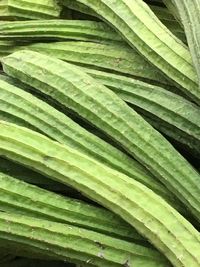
left=0, top=0, right=200, bottom=267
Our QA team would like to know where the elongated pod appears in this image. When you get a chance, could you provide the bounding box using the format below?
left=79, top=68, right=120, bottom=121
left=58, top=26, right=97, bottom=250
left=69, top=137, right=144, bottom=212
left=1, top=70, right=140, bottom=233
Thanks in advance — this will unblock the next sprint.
left=81, top=68, right=200, bottom=158
left=164, top=0, right=200, bottom=87
left=0, top=76, right=168, bottom=197
left=23, top=40, right=171, bottom=87
left=2, top=50, right=200, bottom=222
left=60, top=0, right=186, bottom=41
left=3, top=0, right=61, bottom=20
left=70, top=0, right=200, bottom=104
left=0, top=121, right=199, bottom=267
left=0, top=212, right=170, bottom=267
left=0, top=171, right=144, bottom=243
left=0, top=20, right=123, bottom=43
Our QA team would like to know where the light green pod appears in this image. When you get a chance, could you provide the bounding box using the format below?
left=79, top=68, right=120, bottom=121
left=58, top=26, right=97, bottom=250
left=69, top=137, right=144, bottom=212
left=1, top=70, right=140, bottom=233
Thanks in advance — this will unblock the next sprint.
left=0, top=20, right=123, bottom=43
left=60, top=0, right=186, bottom=42
left=0, top=75, right=171, bottom=199
left=0, top=121, right=199, bottom=267
left=2, top=0, right=61, bottom=20
left=0, top=212, right=170, bottom=267
left=71, top=0, right=199, bottom=104
left=81, top=68, right=200, bottom=158
left=2, top=50, right=200, bottom=222
left=0, top=171, right=145, bottom=243
left=22, top=40, right=170, bottom=87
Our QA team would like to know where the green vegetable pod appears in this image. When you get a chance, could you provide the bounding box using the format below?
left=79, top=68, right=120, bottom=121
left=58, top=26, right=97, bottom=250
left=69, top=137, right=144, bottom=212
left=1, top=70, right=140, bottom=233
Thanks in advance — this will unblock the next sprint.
left=71, top=0, right=199, bottom=104
left=23, top=40, right=172, bottom=88
left=1, top=0, right=61, bottom=20
left=0, top=212, right=170, bottom=267
left=164, top=0, right=200, bottom=86
left=0, top=76, right=168, bottom=197
left=0, top=121, right=199, bottom=267
left=0, top=171, right=144, bottom=243
left=0, top=20, right=122, bottom=43
left=60, top=0, right=186, bottom=42
left=81, top=67, right=200, bottom=158
left=2, top=50, right=200, bottom=222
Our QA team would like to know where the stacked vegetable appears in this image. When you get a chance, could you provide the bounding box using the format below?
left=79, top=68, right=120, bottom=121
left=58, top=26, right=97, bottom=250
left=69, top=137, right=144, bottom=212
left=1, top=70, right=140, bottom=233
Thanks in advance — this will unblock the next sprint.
left=0, top=1, right=200, bottom=267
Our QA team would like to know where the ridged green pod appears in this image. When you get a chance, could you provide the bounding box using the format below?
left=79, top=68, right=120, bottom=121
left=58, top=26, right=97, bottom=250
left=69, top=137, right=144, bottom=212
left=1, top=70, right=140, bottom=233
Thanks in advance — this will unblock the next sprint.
left=0, top=76, right=168, bottom=197
left=0, top=20, right=123, bottom=43
left=7, top=36, right=187, bottom=99
left=21, top=40, right=171, bottom=87
left=60, top=0, right=185, bottom=42
left=71, top=0, right=200, bottom=104
left=2, top=50, right=200, bottom=222
left=0, top=121, right=199, bottom=267
left=13, top=40, right=183, bottom=97
left=81, top=68, right=200, bottom=158
left=2, top=0, right=61, bottom=20
left=0, top=212, right=170, bottom=267
left=164, top=0, right=200, bottom=87
left=0, top=171, right=145, bottom=243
